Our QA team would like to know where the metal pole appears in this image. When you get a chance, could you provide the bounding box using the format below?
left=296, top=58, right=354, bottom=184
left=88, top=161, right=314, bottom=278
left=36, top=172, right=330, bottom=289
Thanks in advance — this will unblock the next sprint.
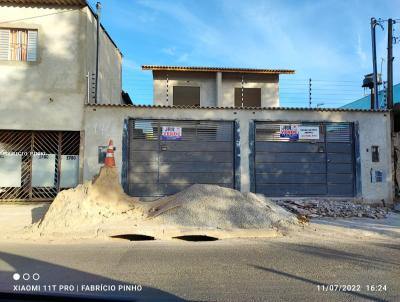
left=371, top=18, right=379, bottom=109
left=387, top=18, right=394, bottom=109
left=241, top=75, right=244, bottom=107
left=95, top=2, right=101, bottom=104
left=309, top=78, right=312, bottom=108
left=86, top=72, right=90, bottom=103
left=383, top=81, right=387, bottom=109
left=370, top=87, right=375, bottom=110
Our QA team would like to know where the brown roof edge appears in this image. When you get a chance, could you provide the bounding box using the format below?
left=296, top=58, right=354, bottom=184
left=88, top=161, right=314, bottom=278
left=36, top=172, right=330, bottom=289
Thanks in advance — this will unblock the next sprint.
left=85, top=103, right=388, bottom=113
left=0, top=0, right=86, bottom=5
left=142, top=65, right=295, bottom=75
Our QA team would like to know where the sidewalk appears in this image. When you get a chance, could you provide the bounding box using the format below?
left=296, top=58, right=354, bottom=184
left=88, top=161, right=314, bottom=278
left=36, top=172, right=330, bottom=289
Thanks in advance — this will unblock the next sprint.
left=0, top=203, right=50, bottom=234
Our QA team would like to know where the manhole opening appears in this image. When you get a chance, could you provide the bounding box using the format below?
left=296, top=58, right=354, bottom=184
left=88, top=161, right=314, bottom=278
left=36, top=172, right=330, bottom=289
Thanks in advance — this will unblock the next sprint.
left=173, top=235, right=219, bottom=242
left=111, top=234, right=155, bottom=241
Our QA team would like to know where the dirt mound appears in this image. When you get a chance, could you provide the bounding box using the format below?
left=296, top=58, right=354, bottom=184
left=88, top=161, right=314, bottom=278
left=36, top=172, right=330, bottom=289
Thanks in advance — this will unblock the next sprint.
left=30, top=169, right=298, bottom=239
left=147, top=184, right=299, bottom=231
left=34, top=166, right=145, bottom=235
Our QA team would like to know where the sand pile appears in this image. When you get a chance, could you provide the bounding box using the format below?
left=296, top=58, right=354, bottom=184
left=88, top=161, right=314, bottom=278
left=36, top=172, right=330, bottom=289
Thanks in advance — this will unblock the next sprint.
left=34, top=166, right=144, bottom=235
left=30, top=167, right=299, bottom=239
left=148, top=184, right=299, bottom=231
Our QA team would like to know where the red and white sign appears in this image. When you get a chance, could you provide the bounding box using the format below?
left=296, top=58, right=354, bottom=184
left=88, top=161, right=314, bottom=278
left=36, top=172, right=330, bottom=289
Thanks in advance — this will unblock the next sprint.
left=161, top=126, right=182, bottom=140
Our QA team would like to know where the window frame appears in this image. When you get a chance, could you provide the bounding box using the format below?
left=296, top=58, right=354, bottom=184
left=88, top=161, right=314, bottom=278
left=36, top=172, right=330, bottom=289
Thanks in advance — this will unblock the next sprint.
left=172, top=86, right=201, bottom=107
left=234, top=87, right=262, bottom=108
left=0, top=27, right=38, bottom=62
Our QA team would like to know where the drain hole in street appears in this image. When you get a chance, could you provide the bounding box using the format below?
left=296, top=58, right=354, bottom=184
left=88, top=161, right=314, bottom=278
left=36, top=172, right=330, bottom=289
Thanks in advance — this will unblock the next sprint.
left=111, top=234, right=155, bottom=241
left=173, top=235, right=219, bottom=241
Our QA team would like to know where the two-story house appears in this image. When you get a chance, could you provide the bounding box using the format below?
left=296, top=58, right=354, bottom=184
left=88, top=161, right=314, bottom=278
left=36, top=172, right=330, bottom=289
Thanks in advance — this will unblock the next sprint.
left=0, top=0, right=124, bottom=201
left=142, top=65, right=295, bottom=107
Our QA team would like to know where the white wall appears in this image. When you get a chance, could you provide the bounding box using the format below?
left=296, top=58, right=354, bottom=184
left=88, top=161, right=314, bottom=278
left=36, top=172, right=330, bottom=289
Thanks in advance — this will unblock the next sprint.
left=84, top=7, right=122, bottom=105
left=0, top=4, right=122, bottom=131
left=0, top=5, right=85, bottom=131
left=153, top=71, right=217, bottom=107
left=152, top=71, right=279, bottom=107
left=220, top=73, right=279, bottom=107
left=83, top=106, right=393, bottom=205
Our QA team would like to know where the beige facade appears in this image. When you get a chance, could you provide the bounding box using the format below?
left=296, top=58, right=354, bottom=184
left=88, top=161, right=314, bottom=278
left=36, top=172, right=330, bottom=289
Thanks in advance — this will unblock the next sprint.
left=0, top=2, right=122, bottom=131
left=83, top=105, right=393, bottom=205
left=151, top=70, right=281, bottom=108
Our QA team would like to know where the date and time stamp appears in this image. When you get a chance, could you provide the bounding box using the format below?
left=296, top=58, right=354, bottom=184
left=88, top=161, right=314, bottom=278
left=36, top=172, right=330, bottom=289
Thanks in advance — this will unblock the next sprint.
left=10, top=272, right=389, bottom=295
left=317, top=284, right=388, bottom=292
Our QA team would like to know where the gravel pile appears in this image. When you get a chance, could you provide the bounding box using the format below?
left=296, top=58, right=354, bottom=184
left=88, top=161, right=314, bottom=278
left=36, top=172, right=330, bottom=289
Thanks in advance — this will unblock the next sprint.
left=148, top=184, right=299, bottom=230
left=275, top=199, right=389, bottom=219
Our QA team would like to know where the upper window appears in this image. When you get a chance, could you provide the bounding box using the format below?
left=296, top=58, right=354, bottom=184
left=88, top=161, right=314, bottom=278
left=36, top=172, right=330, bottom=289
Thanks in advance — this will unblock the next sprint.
left=173, top=86, right=200, bottom=107
left=0, top=28, right=38, bottom=62
left=235, top=88, right=261, bottom=107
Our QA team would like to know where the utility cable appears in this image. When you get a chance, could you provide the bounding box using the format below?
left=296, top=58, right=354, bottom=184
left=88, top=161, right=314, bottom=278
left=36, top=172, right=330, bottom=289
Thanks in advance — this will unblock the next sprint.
left=0, top=7, right=82, bottom=25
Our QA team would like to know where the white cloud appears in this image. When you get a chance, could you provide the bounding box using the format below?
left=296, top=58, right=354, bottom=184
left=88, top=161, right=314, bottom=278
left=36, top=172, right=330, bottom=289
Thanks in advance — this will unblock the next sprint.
left=161, top=47, right=176, bottom=56
left=130, top=0, right=399, bottom=83
left=123, top=58, right=140, bottom=71
left=177, top=52, right=189, bottom=63
left=356, top=34, right=368, bottom=67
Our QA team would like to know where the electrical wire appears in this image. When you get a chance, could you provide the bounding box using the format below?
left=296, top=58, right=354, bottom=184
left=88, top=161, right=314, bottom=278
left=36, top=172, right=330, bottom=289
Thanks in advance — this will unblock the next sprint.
left=0, top=8, right=82, bottom=25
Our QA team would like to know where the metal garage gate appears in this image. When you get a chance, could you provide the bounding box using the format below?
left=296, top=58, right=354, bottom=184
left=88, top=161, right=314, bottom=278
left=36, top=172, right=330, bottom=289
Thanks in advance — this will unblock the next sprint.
left=255, top=122, right=355, bottom=197
left=128, top=119, right=235, bottom=197
left=0, top=130, right=80, bottom=201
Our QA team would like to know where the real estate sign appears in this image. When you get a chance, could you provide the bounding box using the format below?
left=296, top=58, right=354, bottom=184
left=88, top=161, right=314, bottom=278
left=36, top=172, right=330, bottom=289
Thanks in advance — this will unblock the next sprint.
left=161, top=126, right=182, bottom=140
left=279, top=124, right=299, bottom=140
left=299, top=126, right=320, bottom=140
left=280, top=124, right=319, bottom=140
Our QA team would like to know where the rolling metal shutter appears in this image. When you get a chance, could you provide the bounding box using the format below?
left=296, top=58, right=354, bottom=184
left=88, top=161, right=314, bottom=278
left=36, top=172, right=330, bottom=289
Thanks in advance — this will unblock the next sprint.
left=254, top=122, right=355, bottom=197
left=128, top=119, right=235, bottom=197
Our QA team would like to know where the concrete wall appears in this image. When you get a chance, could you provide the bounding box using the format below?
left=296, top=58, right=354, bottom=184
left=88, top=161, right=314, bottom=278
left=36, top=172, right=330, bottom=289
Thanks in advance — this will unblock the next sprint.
left=83, top=105, right=393, bottom=205
left=0, top=4, right=122, bottom=131
left=84, top=7, right=122, bottom=105
left=220, top=73, right=279, bottom=107
left=153, top=71, right=217, bottom=107
left=152, top=71, right=279, bottom=107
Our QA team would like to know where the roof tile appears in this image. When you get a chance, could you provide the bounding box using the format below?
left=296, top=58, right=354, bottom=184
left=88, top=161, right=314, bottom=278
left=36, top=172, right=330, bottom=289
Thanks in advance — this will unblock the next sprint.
left=86, top=103, right=388, bottom=113
left=0, top=0, right=86, bottom=5
left=142, top=65, right=295, bottom=75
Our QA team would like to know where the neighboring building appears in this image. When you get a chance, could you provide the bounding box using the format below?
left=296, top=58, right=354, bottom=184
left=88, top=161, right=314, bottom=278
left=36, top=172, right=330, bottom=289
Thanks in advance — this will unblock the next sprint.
left=341, top=83, right=400, bottom=109
left=0, top=0, right=124, bottom=201
left=142, top=65, right=295, bottom=108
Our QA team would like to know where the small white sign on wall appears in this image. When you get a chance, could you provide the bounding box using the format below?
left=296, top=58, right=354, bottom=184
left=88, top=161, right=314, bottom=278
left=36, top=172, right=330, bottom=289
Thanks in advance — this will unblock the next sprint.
left=32, top=154, right=56, bottom=187
left=299, top=126, right=320, bottom=140
left=60, top=155, right=79, bottom=188
left=0, top=155, right=21, bottom=187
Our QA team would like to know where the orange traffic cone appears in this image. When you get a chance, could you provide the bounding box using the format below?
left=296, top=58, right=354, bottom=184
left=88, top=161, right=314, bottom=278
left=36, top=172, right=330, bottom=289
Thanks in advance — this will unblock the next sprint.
left=104, top=139, right=116, bottom=167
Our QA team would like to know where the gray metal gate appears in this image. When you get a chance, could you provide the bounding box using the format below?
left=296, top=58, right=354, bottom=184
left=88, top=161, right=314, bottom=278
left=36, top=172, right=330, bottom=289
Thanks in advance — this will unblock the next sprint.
left=128, top=119, right=235, bottom=197
left=254, top=122, right=355, bottom=197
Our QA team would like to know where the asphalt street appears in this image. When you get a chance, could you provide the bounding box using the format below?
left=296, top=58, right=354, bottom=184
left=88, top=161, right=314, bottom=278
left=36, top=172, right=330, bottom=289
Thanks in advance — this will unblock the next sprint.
left=0, top=233, right=399, bottom=302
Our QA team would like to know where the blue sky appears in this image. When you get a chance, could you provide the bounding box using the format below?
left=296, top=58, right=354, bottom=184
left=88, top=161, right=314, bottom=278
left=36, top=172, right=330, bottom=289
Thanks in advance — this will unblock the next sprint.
left=88, top=0, right=400, bottom=107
